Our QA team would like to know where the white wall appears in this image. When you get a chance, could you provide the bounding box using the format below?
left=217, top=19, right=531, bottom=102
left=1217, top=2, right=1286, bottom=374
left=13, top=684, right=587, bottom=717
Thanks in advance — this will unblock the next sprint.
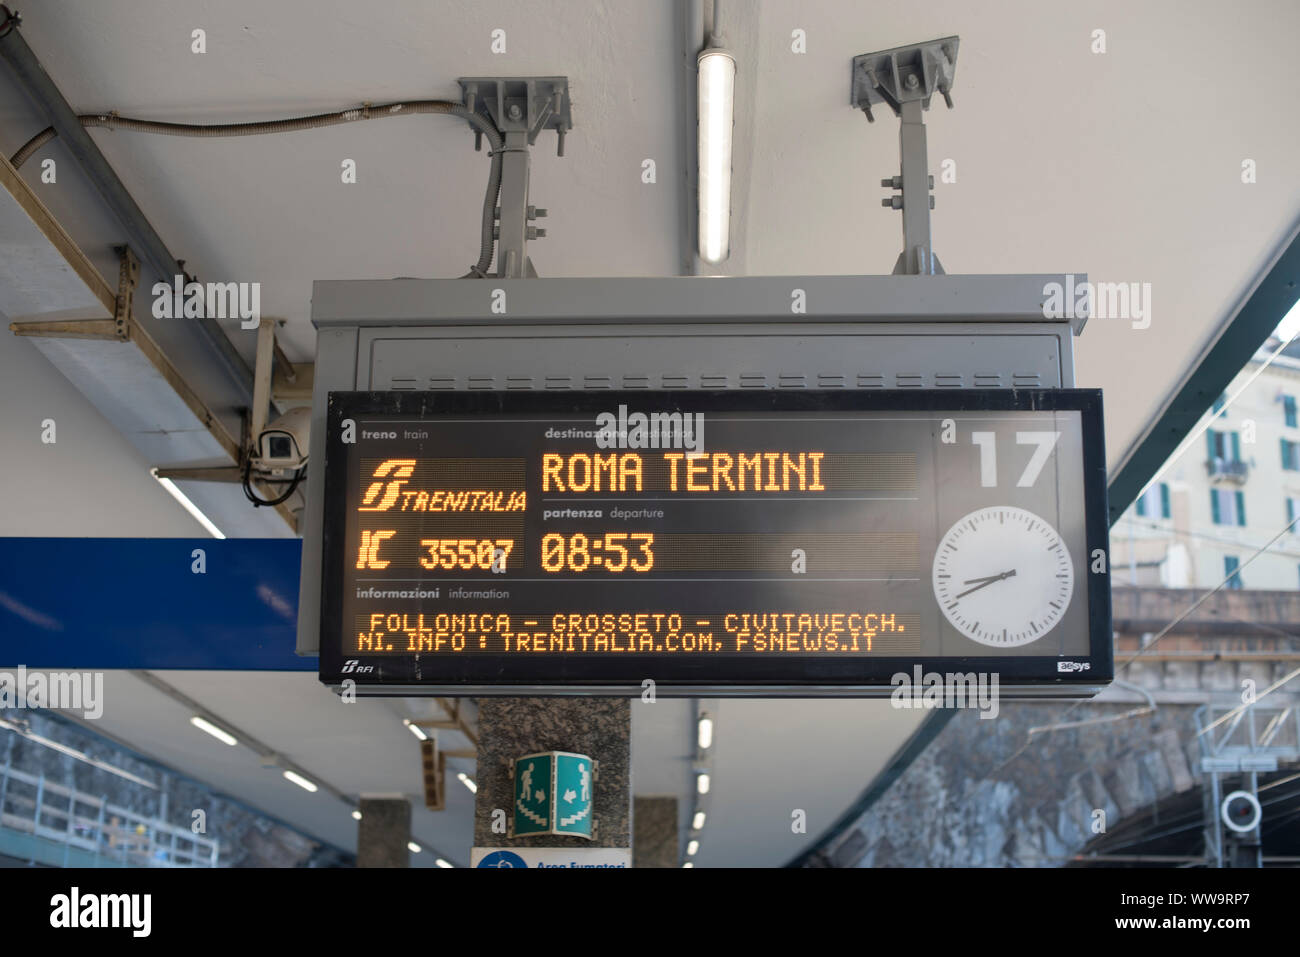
left=0, top=327, right=210, bottom=537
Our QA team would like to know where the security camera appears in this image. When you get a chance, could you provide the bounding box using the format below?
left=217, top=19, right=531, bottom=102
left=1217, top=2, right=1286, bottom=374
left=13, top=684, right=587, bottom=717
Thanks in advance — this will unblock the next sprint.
left=243, top=407, right=309, bottom=509
left=254, top=407, right=310, bottom=475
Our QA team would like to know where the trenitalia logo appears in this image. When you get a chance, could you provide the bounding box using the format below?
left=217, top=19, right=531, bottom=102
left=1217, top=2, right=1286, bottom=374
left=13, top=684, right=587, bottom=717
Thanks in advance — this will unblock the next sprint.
left=359, top=459, right=417, bottom=512
left=358, top=459, right=527, bottom=513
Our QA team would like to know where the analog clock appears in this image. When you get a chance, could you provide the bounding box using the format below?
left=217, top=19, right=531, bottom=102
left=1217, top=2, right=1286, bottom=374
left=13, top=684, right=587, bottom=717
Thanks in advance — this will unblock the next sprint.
left=932, top=506, right=1074, bottom=648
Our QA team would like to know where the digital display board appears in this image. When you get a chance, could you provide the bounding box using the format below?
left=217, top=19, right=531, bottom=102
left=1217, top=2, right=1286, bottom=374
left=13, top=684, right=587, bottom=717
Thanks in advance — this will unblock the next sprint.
left=318, top=390, right=1111, bottom=695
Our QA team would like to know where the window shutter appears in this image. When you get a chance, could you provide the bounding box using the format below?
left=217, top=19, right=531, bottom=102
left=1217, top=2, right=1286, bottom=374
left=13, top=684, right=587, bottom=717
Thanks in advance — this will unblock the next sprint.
left=1160, top=483, right=1171, bottom=519
left=1211, top=489, right=1221, bottom=524
left=1208, top=430, right=1218, bottom=459
left=1135, top=495, right=1146, bottom=517
left=1235, top=490, right=1246, bottom=526
left=1286, top=395, right=1297, bottom=428
left=1231, top=432, right=1241, bottom=461
left=1289, top=497, right=1296, bottom=524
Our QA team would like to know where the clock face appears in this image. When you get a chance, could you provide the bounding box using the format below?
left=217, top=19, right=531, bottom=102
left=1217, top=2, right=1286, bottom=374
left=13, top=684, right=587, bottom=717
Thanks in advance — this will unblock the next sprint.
left=932, top=506, right=1074, bottom=648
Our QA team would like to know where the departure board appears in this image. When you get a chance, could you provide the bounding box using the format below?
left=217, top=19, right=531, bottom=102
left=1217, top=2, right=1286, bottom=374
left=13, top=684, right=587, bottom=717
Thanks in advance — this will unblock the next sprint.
left=317, top=390, right=1111, bottom=695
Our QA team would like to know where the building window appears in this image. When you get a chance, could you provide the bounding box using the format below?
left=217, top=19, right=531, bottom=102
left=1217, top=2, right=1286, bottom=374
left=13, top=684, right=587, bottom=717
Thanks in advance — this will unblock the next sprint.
left=1288, top=496, right=1300, bottom=527
left=1211, top=488, right=1246, bottom=526
left=1135, top=482, right=1171, bottom=519
left=1285, top=394, right=1297, bottom=429
left=1284, top=439, right=1300, bottom=472
left=1224, top=556, right=1242, bottom=590
left=1207, top=429, right=1240, bottom=462
left=1212, top=393, right=1227, bottom=415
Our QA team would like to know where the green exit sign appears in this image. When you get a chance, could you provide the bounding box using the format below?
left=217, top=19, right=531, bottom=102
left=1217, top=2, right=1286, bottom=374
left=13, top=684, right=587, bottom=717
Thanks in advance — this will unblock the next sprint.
left=513, top=751, right=594, bottom=839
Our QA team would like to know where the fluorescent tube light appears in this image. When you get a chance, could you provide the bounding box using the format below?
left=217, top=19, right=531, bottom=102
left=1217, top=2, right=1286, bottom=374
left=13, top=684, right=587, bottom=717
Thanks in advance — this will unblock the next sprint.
left=283, top=770, right=318, bottom=792
left=697, top=715, right=714, bottom=750
left=697, top=48, right=736, bottom=264
left=190, top=715, right=237, bottom=746
left=150, top=468, right=225, bottom=539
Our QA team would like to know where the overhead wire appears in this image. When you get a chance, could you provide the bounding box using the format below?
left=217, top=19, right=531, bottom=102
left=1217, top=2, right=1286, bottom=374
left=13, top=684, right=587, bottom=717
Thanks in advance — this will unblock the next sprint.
left=8, top=99, right=505, bottom=278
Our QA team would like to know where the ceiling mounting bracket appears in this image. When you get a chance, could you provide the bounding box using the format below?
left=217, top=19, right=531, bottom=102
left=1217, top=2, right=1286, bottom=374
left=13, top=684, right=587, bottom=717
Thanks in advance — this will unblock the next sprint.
left=458, top=76, right=572, bottom=279
left=851, top=37, right=958, bottom=276
left=113, top=244, right=139, bottom=341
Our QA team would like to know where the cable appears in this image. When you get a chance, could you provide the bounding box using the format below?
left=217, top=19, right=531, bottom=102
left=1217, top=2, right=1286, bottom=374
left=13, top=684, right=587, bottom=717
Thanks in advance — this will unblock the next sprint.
left=9, top=99, right=504, bottom=277
left=241, top=457, right=304, bottom=509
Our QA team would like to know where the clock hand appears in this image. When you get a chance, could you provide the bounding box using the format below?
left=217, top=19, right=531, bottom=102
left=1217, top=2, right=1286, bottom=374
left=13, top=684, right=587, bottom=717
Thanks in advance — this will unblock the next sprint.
left=961, top=572, right=1007, bottom=586
left=952, top=569, right=1017, bottom=600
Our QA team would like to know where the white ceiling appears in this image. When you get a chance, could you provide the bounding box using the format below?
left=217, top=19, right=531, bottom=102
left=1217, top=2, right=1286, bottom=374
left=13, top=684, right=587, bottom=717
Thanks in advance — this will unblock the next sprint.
left=3, top=0, right=1299, bottom=866
left=4, top=1, right=1296, bottom=468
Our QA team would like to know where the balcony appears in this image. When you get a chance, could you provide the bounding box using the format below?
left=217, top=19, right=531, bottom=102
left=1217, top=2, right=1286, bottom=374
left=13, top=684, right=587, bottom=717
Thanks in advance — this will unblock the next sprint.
left=1205, top=456, right=1250, bottom=484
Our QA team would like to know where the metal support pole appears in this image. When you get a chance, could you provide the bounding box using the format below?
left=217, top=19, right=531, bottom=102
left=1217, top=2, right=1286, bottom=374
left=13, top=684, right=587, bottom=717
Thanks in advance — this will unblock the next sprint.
left=0, top=734, right=11, bottom=826
left=458, top=77, right=569, bottom=280
left=497, top=130, right=531, bottom=279
left=63, top=787, right=74, bottom=867
left=94, top=798, right=106, bottom=868
left=853, top=36, right=956, bottom=275
left=895, top=99, right=937, bottom=275
left=1209, top=771, right=1223, bottom=867
left=251, top=318, right=278, bottom=442
left=33, top=772, right=44, bottom=836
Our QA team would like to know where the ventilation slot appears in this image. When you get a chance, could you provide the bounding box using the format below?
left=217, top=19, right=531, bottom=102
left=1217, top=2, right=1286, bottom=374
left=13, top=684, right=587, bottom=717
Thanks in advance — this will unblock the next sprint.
left=895, top=373, right=923, bottom=388
left=428, top=376, right=455, bottom=390
left=583, top=376, right=614, bottom=389
left=857, top=374, right=885, bottom=389
left=544, top=376, right=573, bottom=390
left=974, top=373, right=1002, bottom=388
left=467, top=375, right=495, bottom=390
left=661, top=375, right=689, bottom=389
left=935, top=374, right=963, bottom=388
left=622, top=375, right=650, bottom=389
left=739, top=374, right=767, bottom=389
left=700, top=375, right=729, bottom=389
left=389, top=377, right=418, bottom=390
left=777, top=374, right=807, bottom=389
left=817, top=374, right=846, bottom=388
left=506, top=376, right=533, bottom=390
left=1013, top=373, right=1042, bottom=388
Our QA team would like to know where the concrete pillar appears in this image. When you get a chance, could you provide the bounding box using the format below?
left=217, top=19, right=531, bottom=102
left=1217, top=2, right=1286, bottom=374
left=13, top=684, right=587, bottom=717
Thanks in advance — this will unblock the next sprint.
left=632, top=796, right=678, bottom=868
left=473, top=698, right=630, bottom=848
left=356, top=795, right=411, bottom=868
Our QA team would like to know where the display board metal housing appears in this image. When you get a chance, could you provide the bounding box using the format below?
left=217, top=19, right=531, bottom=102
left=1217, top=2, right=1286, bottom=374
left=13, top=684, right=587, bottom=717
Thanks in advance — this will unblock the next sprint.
left=298, top=274, right=1098, bottom=698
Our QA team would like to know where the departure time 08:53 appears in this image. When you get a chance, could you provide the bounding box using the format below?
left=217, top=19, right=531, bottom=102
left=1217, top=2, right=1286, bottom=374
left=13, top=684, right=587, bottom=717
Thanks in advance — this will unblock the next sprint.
left=540, top=532, right=654, bottom=573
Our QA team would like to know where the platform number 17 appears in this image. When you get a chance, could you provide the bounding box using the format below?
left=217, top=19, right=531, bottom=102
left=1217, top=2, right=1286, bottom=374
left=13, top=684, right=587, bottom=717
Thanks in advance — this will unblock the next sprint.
left=971, top=431, right=1060, bottom=488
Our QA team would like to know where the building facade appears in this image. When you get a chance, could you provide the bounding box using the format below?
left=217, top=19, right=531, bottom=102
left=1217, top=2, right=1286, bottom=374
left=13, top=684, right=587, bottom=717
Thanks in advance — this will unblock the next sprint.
left=1112, top=337, right=1300, bottom=591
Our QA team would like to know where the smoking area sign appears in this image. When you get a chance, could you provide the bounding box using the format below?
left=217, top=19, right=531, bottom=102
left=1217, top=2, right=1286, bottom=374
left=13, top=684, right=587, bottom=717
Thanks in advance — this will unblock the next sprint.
left=472, top=848, right=630, bottom=869
left=513, top=750, right=594, bottom=839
